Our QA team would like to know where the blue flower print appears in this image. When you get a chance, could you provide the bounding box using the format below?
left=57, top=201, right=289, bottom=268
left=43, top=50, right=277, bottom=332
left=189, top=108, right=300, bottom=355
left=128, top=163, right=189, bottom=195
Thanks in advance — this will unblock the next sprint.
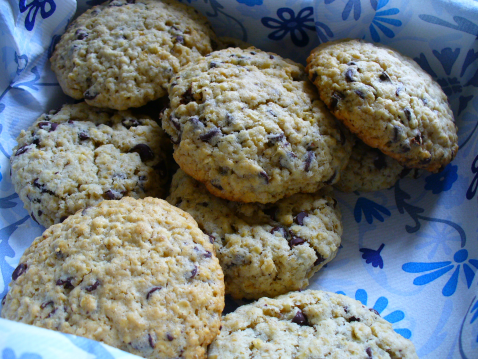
left=360, top=243, right=384, bottom=268
left=19, top=0, right=57, bottom=32
left=354, top=197, right=391, bottom=224
left=2, top=348, right=42, bottom=359
left=466, top=154, right=478, bottom=201
left=424, top=164, right=458, bottom=194
left=261, top=7, right=315, bottom=47
left=336, top=289, right=412, bottom=339
left=402, top=249, right=478, bottom=297
left=369, top=0, right=402, bottom=42
left=437, top=78, right=462, bottom=97
left=236, top=0, right=262, bottom=6
left=315, top=21, right=334, bottom=44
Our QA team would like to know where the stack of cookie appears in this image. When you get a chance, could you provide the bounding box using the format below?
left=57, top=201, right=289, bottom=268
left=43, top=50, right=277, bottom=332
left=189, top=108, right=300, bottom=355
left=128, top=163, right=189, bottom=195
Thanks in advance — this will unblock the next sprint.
left=3, top=0, right=458, bottom=358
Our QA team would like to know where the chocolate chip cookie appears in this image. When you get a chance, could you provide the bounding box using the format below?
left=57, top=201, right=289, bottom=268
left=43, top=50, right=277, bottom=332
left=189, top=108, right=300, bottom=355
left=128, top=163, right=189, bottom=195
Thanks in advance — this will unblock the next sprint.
left=1, top=197, right=225, bottom=359
left=162, top=47, right=353, bottom=203
left=306, top=39, right=458, bottom=173
left=51, top=0, right=218, bottom=110
left=208, top=290, right=418, bottom=359
left=10, top=102, right=171, bottom=228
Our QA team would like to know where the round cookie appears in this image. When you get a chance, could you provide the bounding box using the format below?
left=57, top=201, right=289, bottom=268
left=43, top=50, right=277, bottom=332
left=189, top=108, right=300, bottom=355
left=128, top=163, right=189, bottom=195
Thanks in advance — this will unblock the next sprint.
left=167, top=169, right=342, bottom=300
left=10, top=102, right=172, bottom=228
left=162, top=47, right=354, bottom=204
left=1, top=197, right=225, bottom=359
left=334, top=139, right=421, bottom=192
left=208, top=290, right=418, bottom=359
left=51, top=0, right=218, bottom=110
left=306, top=39, right=458, bottom=173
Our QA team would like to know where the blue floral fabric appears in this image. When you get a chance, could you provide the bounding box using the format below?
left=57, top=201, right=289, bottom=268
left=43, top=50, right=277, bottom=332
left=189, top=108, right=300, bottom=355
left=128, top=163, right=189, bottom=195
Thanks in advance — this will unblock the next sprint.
left=0, top=0, right=477, bottom=358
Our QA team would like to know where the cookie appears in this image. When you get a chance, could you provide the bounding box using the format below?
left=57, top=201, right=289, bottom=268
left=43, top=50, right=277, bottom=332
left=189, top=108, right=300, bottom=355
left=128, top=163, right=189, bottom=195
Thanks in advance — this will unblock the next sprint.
left=167, top=169, right=342, bottom=300
left=162, top=47, right=353, bottom=204
left=51, top=0, right=218, bottom=110
left=306, top=39, right=458, bottom=173
left=334, top=139, right=421, bottom=192
left=1, top=197, right=225, bottom=359
left=10, top=102, right=171, bottom=228
left=208, top=290, right=418, bottom=359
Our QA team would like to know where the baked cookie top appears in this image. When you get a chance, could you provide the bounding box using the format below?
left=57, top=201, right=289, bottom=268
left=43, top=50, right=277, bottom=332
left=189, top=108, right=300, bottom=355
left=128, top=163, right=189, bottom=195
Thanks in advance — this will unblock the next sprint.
left=1, top=197, right=225, bottom=359
left=334, top=139, right=421, bottom=192
left=162, top=47, right=353, bottom=204
left=208, top=290, right=418, bottom=359
left=167, top=170, right=342, bottom=300
left=10, top=102, right=171, bottom=228
left=51, top=0, right=218, bottom=110
left=306, top=39, right=458, bottom=173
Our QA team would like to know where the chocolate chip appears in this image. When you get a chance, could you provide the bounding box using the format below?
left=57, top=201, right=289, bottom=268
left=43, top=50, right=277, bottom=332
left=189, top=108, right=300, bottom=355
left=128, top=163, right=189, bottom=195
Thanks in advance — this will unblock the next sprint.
left=330, top=92, right=345, bottom=109
left=204, top=251, right=212, bottom=258
left=354, top=89, right=365, bottom=99
left=180, top=87, right=193, bottom=105
left=379, top=71, right=391, bottom=82
left=411, top=132, right=422, bottom=146
left=344, top=306, right=349, bottom=313
left=32, top=137, right=40, bottom=146
left=146, top=287, right=161, bottom=300
left=85, top=280, right=100, bottom=292
left=289, top=236, right=306, bottom=247
left=15, top=145, right=29, bottom=156
left=366, top=347, right=372, bottom=358
left=78, top=132, right=89, bottom=140
left=396, top=84, right=403, bottom=96
left=56, top=277, right=74, bottom=290
left=292, top=310, right=308, bottom=326
left=130, top=144, right=154, bottom=162
left=59, top=216, right=67, bottom=223
left=209, top=62, right=217, bottom=68
left=38, top=122, right=57, bottom=132
left=269, top=55, right=274, bottom=59
left=1, top=294, right=6, bottom=306
left=404, top=108, right=412, bottom=122
left=259, top=171, right=270, bottom=184
left=263, top=206, right=278, bottom=221
left=310, top=72, right=318, bottom=82
left=211, top=182, right=223, bottom=190
left=345, top=68, right=355, bottom=82
left=104, top=189, right=123, bottom=200
left=267, top=133, right=284, bottom=144
left=294, top=211, right=308, bottom=225
left=325, top=171, right=337, bottom=185
left=207, top=234, right=215, bottom=244
left=189, top=116, right=201, bottom=127
left=47, top=308, right=57, bottom=318
left=349, top=316, right=361, bottom=322
left=166, top=334, right=174, bottom=341
left=304, top=151, right=314, bottom=172
left=75, top=29, right=88, bottom=40
left=175, top=35, right=184, bottom=44
left=84, top=90, right=97, bottom=100
left=199, top=128, right=220, bottom=142
left=421, top=97, right=428, bottom=105
left=148, top=334, right=155, bottom=349
left=122, top=118, right=142, bottom=128
left=81, top=207, right=90, bottom=216
left=12, top=263, right=27, bottom=280
left=314, top=252, right=325, bottom=266
left=190, top=266, right=198, bottom=278
left=348, top=61, right=357, bottom=66
left=392, top=126, right=401, bottom=143
left=270, top=226, right=289, bottom=238
left=373, top=151, right=387, bottom=170
left=420, top=157, right=432, bottom=165
left=369, top=308, right=380, bottom=316
left=41, top=301, right=54, bottom=309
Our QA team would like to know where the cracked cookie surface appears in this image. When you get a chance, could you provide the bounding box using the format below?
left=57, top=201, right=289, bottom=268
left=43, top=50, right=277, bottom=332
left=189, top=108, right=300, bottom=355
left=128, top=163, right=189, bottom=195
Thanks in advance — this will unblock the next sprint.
left=208, top=290, right=418, bottom=359
left=10, top=102, right=171, bottom=228
left=162, top=47, right=353, bottom=203
left=306, top=39, right=458, bottom=173
left=51, top=0, right=218, bottom=110
left=167, top=169, right=342, bottom=299
left=1, top=197, right=225, bottom=359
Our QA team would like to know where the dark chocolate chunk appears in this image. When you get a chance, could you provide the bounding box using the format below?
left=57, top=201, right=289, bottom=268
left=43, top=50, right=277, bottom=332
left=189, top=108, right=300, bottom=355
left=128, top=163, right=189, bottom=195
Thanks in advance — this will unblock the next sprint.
left=175, top=35, right=184, bottom=44
left=304, top=151, right=314, bottom=172
left=207, top=234, right=215, bottom=244
left=349, top=316, right=361, bottom=322
left=259, top=171, right=270, bottom=184
left=104, top=189, right=123, bottom=200
left=190, top=265, right=198, bottom=278
left=411, top=132, right=422, bottom=146
left=344, top=306, right=349, bottom=313
left=78, top=132, right=90, bottom=140
left=32, top=137, right=40, bottom=146
left=146, top=287, right=161, bottom=300
left=38, top=210, right=43, bottom=217
left=330, top=92, right=345, bottom=109
left=345, top=68, right=355, bottom=82
left=379, top=71, right=391, bottom=82
left=373, top=151, right=387, bottom=170
left=148, top=334, right=155, bottom=349
left=294, top=211, right=308, bottom=226
left=211, top=182, right=223, bottom=190
left=421, top=97, right=428, bottom=105
left=314, top=251, right=325, bottom=266
left=85, top=280, right=100, bottom=292
left=269, top=55, right=274, bottom=59
left=204, top=251, right=212, bottom=258
left=289, top=236, right=306, bottom=247
left=56, top=277, right=74, bottom=290
left=189, top=116, right=200, bottom=126
left=40, top=301, right=53, bottom=309
left=122, top=118, right=141, bottom=128
left=84, top=90, right=98, bottom=100
left=15, top=145, right=29, bottom=156
left=166, top=334, right=174, bottom=341
left=199, top=128, right=220, bottom=142
left=130, top=144, right=154, bottom=162
left=366, top=347, right=372, bottom=358
left=404, top=108, right=412, bottom=122
left=348, top=61, right=357, bottom=66
left=12, top=263, right=27, bottom=280
left=369, top=308, right=380, bottom=316
left=354, top=89, right=365, bottom=99
left=292, top=310, right=309, bottom=326
left=47, top=308, right=56, bottom=318
left=325, top=171, right=337, bottom=185
left=267, top=133, right=284, bottom=144
left=75, top=29, right=88, bottom=40
left=270, top=226, right=289, bottom=238
left=180, top=87, right=194, bottom=105
left=209, top=62, right=217, bottom=68
left=396, top=84, right=403, bottom=96
left=392, top=126, right=400, bottom=143
left=420, top=157, right=432, bottom=165
left=38, top=122, right=58, bottom=132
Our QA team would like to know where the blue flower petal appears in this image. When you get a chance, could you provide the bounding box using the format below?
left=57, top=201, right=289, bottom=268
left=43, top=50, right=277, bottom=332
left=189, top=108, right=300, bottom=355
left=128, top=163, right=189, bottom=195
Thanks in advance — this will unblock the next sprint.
left=261, top=17, right=284, bottom=29
left=369, top=23, right=381, bottom=42
left=268, top=28, right=288, bottom=41
left=463, top=263, right=475, bottom=288
left=373, top=296, right=388, bottom=313
left=442, top=265, right=460, bottom=296
left=402, top=261, right=452, bottom=273
left=412, top=265, right=454, bottom=285
left=384, top=310, right=405, bottom=323
left=374, top=17, right=402, bottom=27
left=394, top=328, right=412, bottom=339
left=372, top=20, right=396, bottom=38
left=355, top=289, right=368, bottom=305
left=376, top=8, right=399, bottom=17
